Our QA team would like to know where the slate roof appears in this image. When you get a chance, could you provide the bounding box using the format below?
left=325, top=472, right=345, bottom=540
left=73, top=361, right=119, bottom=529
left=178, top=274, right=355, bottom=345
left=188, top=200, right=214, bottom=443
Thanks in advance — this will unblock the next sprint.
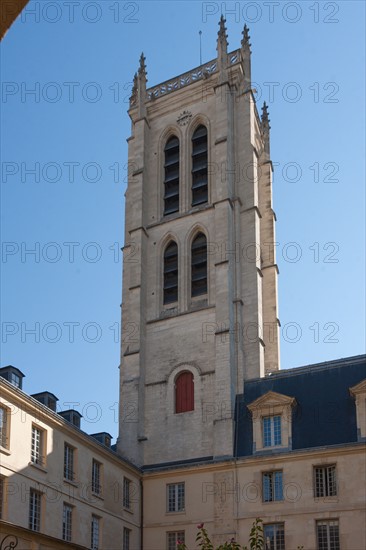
left=235, top=355, right=366, bottom=457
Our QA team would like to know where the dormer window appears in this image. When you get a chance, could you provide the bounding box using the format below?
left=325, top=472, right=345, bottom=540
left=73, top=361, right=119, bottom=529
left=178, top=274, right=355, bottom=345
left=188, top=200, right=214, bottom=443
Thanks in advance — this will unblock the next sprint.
left=350, top=378, right=366, bottom=441
left=247, top=391, right=296, bottom=453
left=0, top=366, right=25, bottom=390
left=9, top=372, right=20, bottom=387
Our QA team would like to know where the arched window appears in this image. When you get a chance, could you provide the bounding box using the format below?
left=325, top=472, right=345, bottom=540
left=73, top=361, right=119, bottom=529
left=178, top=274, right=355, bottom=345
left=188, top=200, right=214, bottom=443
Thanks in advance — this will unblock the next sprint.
left=164, top=136, right=180, bottom=215
left=175, top=371, right=194, bottom=413
left=163, top=241, right=178, bottom=304
left=191, top=125, right=208, bottom=206
left=191, top=233, right=207, bottom=297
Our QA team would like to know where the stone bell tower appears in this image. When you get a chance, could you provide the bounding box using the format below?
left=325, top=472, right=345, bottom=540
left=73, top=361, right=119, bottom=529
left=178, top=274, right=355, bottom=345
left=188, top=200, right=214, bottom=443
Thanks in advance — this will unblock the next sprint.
left=117, top=18, right=280, bottom=467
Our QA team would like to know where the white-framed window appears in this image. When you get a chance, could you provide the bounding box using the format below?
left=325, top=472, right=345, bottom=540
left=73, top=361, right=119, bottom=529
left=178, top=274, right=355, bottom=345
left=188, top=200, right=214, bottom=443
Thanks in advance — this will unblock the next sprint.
left=167, top=531, right=185, bottom=550
left=264, top=523, right=285, bottom=550
left=123, top=527, right=131, bottom=550
left=92, top=459, right=102, bottom=495
left=62, top=503, right=73, bottom=542
left=29, top=489, right=41, bottom=532
left=64, top=443, right=75, bottom=481
left=167, top=482, right=185, bottom=512
left=263, top=470, right=283, bottom=502
left=263, top=415, right=282, bottom=447
left=314, top=465, right=337, bottom=497
left=316, top=519, right=340, bottom=550
left=91, top=515, right=100, bottom=550
left=0, top=405, right=9, bottom=449
left=31, top=425, right=45, bottom=466
left=123, top=477, right=131, bottom=509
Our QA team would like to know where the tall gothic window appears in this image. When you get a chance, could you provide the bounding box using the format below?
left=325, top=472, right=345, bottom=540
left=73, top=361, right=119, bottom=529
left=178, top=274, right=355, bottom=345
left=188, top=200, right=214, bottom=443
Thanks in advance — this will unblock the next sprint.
left=191, top=125, right=208, bottom=206
left=175, top=372, right=194, bottom=413
left=163, top=241, right=178, bottom=304
left=164, top=136, right=180, bottom=215
left=191, top=233, right=207, bottom=297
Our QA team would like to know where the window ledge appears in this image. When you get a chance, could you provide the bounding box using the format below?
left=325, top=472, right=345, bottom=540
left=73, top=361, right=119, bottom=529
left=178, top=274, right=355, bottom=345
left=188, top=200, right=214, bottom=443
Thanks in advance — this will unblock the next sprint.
left=0, top=446, right=11, bottom=456
left=63, top=478, right=79, bottom=487
left=29, top=461, right=47, bottom=473
left=166, top=510, right=186, bottom=515
left=92, top=492, right=104, bottom=501
left=123, top=506, right=134, bottom=514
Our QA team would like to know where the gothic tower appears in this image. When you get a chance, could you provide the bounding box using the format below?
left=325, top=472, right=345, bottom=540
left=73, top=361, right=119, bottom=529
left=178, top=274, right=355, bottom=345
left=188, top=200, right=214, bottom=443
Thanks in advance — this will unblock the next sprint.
left=118, top=19, right=280, bottom=467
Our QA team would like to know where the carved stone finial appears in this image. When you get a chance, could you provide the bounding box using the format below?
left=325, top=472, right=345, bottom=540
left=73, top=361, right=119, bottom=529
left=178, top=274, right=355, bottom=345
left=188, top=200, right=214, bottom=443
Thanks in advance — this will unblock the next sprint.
left=217, top=15, right=228, bottom=47
left=241, top=24, right=251, bottom=50
left=130, top=72, right=138, bottom=105
left=138, top=52, right=147, bottom=77
left=261, top=101, right=271, bottom=131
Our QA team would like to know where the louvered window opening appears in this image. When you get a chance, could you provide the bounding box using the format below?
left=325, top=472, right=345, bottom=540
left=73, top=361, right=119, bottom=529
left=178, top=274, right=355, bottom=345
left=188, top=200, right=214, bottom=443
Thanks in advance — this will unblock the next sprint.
left=191, top=233, right=207, bottom=297
left=192, top=126, right=208, bottom=206
left=164, top=242, right=178, bottom=304
left=164, top=137, right=180, bottom=215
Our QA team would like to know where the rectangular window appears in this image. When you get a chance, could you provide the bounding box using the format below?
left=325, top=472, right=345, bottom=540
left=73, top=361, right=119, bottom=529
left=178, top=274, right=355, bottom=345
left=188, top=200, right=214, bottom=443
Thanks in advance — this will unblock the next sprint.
left=167, top=531, right=185, bottom=550
left=316, top=520, right=340, bottom=550
left=0, top=406, right=9, bottom=448
left=123, top=477, right=131, bottom=509
left=167, top=482, right=185, bottom=512
left=92, top=460, right=102, bottom=495
left=263, top=471, right=283, bottom=502
left=64, top=444, right=75, bottom=481
left=29, top=489, right=41, bottom=532
left=264, top=523, right=285, bottom=550
left=9, top=372, right=20, bottom=387
left=91, top=515, right=100, bottom=550
left=123, top=527, right=131, bottom=550
left=315, top=465, right=337, bottom=497
left=62, top=503, right=73, bottom=542
left=31, top=425, right=45, bottom=466
left=263, top=415, right=282, bottom=447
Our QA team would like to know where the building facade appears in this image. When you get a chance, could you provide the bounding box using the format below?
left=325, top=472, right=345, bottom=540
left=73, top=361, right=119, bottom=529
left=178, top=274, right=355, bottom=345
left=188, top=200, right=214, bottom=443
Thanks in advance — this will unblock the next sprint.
left=118, top=18, right=280, bottom=468
left=141, top=355, right=365, bottom=549
left=0, top=367, right=141, bottom=550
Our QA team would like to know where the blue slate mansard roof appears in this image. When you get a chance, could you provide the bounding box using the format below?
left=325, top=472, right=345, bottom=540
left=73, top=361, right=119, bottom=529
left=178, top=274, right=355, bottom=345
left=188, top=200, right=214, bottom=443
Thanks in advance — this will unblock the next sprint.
left=235, top=354, right=366, bottom=457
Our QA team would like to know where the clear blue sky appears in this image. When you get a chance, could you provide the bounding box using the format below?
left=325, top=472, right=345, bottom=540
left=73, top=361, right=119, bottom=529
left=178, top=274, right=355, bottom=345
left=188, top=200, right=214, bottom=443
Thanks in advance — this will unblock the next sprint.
left=1, top=1, right=365, bottom=440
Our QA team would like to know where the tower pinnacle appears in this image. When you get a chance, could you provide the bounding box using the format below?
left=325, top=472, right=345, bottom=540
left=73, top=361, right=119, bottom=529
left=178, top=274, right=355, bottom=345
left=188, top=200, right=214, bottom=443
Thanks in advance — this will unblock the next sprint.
left=138, top=52, right=147, bottom=77
left=261, top=101, right=270, bottom=130
left=261, top=101, right=271, bottom=154
left=241, top=24, right=251, bottom=52
left=217, top=15, right=228, bottom=82
left=136, top=52, right=147, bottom=117
left=217, top=15, right=228, bottom=48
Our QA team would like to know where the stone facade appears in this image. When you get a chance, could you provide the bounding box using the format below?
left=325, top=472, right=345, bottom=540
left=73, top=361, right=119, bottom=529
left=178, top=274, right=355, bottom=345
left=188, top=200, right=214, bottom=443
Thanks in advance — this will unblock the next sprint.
left=118, top=19, right=280, bottom=468
left=0, top=373, right=141, bottom=549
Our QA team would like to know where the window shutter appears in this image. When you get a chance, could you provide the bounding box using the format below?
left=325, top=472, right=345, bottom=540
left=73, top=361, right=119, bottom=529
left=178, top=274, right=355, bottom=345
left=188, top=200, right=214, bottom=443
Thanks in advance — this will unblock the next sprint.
left=175, top=372, right=194, bottom=413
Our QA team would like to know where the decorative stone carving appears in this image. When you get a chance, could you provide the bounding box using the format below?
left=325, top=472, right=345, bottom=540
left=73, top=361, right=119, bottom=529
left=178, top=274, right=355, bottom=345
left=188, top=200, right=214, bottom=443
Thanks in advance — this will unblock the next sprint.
left=177, top=110, right=192, bottom=126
